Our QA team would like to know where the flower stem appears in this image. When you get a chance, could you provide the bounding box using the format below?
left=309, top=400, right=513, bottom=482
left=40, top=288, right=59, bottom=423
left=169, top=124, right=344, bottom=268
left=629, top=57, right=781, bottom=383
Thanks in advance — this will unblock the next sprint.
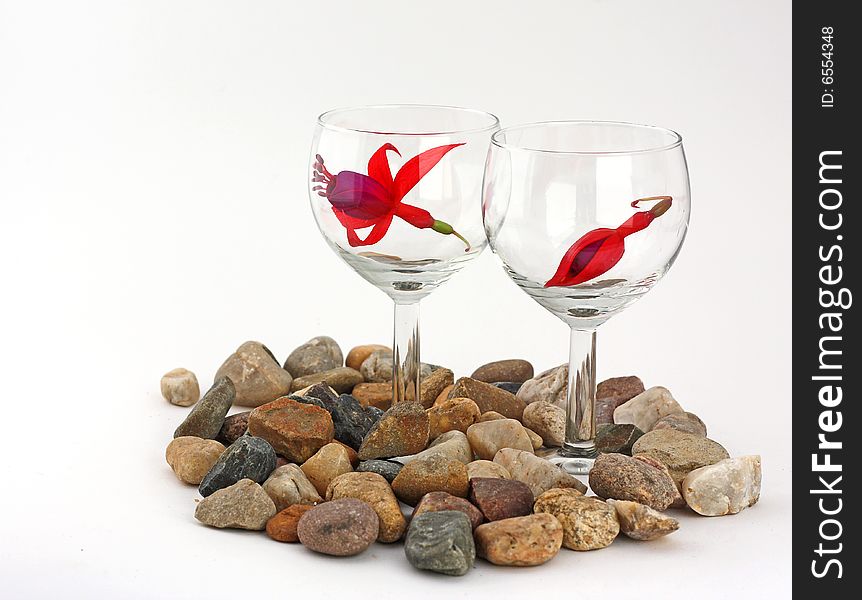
left=431, top=219, right=471, bottom=252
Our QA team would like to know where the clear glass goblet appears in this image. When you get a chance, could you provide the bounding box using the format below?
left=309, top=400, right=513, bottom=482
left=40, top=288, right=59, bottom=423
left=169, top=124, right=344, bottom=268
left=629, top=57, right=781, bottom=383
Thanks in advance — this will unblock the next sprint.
left=482, top=121, right=690, bottom=473
left=309, top=105, right=499, bottom=404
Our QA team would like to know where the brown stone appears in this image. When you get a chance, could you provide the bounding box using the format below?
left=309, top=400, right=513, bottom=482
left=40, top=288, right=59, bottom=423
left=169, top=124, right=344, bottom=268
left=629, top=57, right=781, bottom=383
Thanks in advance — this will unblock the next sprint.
left=595, top=395, right=629, bottom=426
left=214, top=341, right=293, bottom=408
left=651, top=412, right=708, bottom=437
left=471, top=359, right=534, bottom=384
left=427, top=397, right=481, bottom=439
left=524, top=428, right=543, bottom=450
left=216, top=411, right=251, bottom=446
left=391, top=454, right=470, bottom=506
left=434, top=384, right=454, bottom=406
left=165, top=437, right=225, bottom=485
left=588, top=453, right=679, bottom=510
left=412, top=491, right=484, bottom=529
left=478, top=411, right=506, bottom=422
left=351, top=382, right=393, bottom=410
left=469, top=477, right=533, bottom=521
left=522, top=402, right=564, bottom=447
left=261, top=464, right=322, bottom=511
left=247, top=397, right=334, bottom=463
left=596, top=376, right=645, bottom=402
left=607, top=499, right=680, bottom=541
left=357, top=401, right=429, bottom=460
left=333, top=440, right=360, bottom=467
left=296, top=498, right=379, bottom=556
left=475, top=514, right=563, bottom=566
left=289, top=367, right=363, bottom=395
left=632, top=429, right=730, bottom=489
left=533, top=489, right=619, bottom=551
left=408, top=368, right=455, bottom=408
left=326, top=472, right=407, bottom=542
left=346, top=344, right=390, bottom=371
left=466, top=419, right=533, bottom=460
left=265, top=504, right=314, bottom=542
left=466, top=460, right=511, bottom=480
left=300, top=442, right=354, bottom=496
left=195, top=479, right=277, bottom=530
left=449, top=377, right=526, bottom=420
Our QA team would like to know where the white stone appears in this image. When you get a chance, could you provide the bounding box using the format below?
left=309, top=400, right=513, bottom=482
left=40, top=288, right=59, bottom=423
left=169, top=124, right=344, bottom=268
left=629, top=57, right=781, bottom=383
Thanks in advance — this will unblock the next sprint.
left=262, top=464, right=322, bottom=512
left=394, top=430, right=472, bottom=464
left=466, top=419, right=534, bottom=460
left=516, top=364, right=567, bottom=409
left=160, top=368, right=200, bottom=407
left=613, top=386, right=684, bottom=431
left=493, top=448, right=586, bottom=498
left=682, top=455, right=762, bottom=516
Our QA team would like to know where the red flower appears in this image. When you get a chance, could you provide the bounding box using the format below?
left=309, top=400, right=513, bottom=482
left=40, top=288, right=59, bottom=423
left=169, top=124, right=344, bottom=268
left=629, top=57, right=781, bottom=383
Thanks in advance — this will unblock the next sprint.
left=545, top=196, right=673, bottom=287
left=313, top=143, right=470, bottom=250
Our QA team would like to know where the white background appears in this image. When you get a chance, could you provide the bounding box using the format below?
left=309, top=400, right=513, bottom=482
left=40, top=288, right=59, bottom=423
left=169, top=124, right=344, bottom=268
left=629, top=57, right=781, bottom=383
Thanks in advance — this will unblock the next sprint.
left=0, top=1, right=791, bottom=598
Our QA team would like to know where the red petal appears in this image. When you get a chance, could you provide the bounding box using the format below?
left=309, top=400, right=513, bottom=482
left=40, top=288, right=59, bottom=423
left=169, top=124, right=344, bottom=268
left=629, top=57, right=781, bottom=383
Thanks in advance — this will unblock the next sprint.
left=545, top=228, right=622, bottom=287
left=394, top=203, right=435, bottom=229
left=332, top=207, right=379, bottom=230
left=345, top=214, right=394, bottom=247
left=567, top=235, right=625, bottom=285
left=367, top=143, right=399, bottom=190
left=392, top=143, right=464, bottom=201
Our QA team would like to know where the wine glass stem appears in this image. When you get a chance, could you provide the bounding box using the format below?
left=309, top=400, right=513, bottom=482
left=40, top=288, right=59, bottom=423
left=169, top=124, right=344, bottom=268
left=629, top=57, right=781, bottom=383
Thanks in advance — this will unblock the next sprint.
left=392, top=299, right=421, bottom=405
left=562, top=326, right=598, bottom=458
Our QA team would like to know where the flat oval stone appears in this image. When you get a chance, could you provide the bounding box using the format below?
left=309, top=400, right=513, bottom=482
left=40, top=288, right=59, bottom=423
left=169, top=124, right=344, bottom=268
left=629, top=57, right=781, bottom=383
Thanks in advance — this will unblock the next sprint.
left=522, top=402, right=565, bottom=447
left=682, top=455, right=762, bottom=516
left=466, top=460, right=511, bottom=480
left=533, top=489, right=619, bottom=551
left=265, top=504, right=314, bottom=542
left=651, top=412, right=708, bottom=437
left=357, top=459, right=403, bottom=482
left=613, top=386, right=684, bottom=431
left=404, top=511, right=475, bottom=576
left=607, top=499, right=680, bottom=540
left=247, top=397, right=334, bottom=463
left=596, top=376, right=645, bottom=402
left=450, top=377, right=526, bottom=420
left=326, top=472, right=407, bottom=543
left=632, top=429, right=730, bottom=489
left=357, top=401, right=429, bottom=461
left=161, top=368, right=200, bottom=407
left=297, top=498, right=379, bottom=556
left=466, top=419, right=534, bottom=460
left=289, top=367, right=363, bottom=395
left=216, top=411, right=251, bottom=446
left=427, top=397, right=481, bottom=439
left=300, top=442, right=353, bottom=496
left=494, top=448, right=587, bottom=497
left=588, top=452, right=679, bottom=510
left=199, top=435, right=277, bottom=497
left=214, top=341, right=293, bottom=408
left=262, top=464, right=322, bottom=511
left=166, top=437, right=225, bottom=485
left=412, top=491, right=484, bottom=530
left=471, top=359, right=534, bottom=384
left=195, top=479, right=276, bottom=530
left=361, top=349, right=438, bottom=383
left=469, top=477, right=534, bottom=521
left=516, top=364, right=568, bottom=409
left=284, top=336, right=343, bottom=378
left=391, top=454, right=470, bottom=506
left=475, top=513, right=563, bottom=566
left=174, top=377, right=235, bottom=439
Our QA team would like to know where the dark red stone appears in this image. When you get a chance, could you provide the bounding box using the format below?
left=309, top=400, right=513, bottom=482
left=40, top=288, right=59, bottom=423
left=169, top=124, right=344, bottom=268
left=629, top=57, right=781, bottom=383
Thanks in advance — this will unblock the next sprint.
left=469, top=477, right=534, bottom=521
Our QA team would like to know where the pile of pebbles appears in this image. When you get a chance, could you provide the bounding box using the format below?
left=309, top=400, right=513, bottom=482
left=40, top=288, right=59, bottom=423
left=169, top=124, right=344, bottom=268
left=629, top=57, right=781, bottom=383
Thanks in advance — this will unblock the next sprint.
left=163, top=337, right=762, bottom=575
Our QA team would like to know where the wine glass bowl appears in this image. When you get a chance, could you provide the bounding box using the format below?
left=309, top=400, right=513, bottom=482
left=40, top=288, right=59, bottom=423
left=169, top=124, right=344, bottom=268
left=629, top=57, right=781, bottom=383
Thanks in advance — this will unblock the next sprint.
left=309, top=105, right=499, bottom=403
left=482, top=121, right=690, bottom=471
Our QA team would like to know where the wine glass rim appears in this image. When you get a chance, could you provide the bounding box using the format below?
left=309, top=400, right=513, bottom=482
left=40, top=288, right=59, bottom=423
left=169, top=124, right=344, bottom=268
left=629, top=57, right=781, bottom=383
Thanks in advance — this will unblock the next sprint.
left=491, top=120, right=683, bottom=156
left=317, top=104, right=501, bottom=136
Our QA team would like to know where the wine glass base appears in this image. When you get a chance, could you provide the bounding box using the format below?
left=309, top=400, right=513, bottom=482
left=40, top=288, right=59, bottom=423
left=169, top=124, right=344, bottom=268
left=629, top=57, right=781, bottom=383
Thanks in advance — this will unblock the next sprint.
left=539, top=443, right=598, bottom=476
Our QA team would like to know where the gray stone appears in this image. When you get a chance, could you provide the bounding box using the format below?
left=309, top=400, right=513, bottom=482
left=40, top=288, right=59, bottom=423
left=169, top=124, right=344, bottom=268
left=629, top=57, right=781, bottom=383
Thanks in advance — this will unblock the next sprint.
left=404, top=511, right=475, bottom=576
left=214, top=341, right=293, bottom=408
left=174, top=377, right=235, bottom=439
left=588, top=452, right=679, bottom=511
left=198, top=435, right=277, bottom=497
left=289, top=367, right=363, bottom=395
left=595, top=423, right=644, bottom=455
left=360, top=348, right=432, bottom=383
left=357, top=459, right=404, bottom=482
left=284, top=336, right=343, bottom=378
left=651, top=412, right=708, bottom=437
left=632, top=429, right=730, bottom=489
left=194, top=479, right=276, bottom=530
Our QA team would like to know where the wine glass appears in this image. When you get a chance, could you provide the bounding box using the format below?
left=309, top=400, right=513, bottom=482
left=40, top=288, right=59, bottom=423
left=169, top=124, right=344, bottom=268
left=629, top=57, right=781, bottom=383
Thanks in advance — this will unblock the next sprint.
left=482, top=121, right=690, bottom=473
left=309, top=105, right=499, bottom=404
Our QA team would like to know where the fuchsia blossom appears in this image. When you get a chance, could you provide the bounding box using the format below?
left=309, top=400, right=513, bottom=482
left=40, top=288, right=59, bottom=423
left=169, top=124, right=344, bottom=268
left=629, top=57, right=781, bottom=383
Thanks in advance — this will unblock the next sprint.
left=545, top=196, right=673, bottom=287
left=313, top=143, right=470, bottom=250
